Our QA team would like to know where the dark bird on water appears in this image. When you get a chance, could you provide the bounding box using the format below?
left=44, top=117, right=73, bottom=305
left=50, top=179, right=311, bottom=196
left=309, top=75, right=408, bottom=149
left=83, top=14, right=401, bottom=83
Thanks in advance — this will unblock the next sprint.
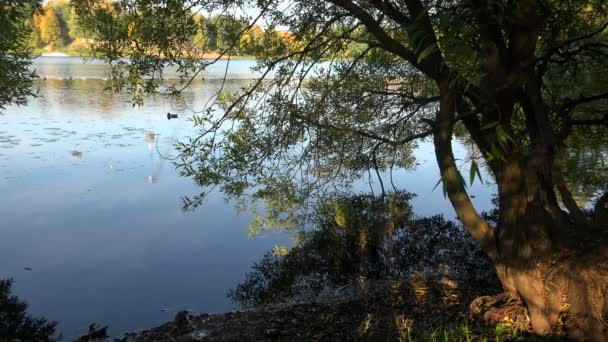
left=167, top=112, right=178, bottom=120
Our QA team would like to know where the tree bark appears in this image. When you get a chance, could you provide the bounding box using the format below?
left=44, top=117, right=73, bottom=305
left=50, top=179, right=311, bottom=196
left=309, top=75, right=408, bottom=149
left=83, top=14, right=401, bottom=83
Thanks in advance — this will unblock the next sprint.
left=483, top=152, right=608, bottom=339
left=434, top=83, right=608, bottom=340
left=433, top=80, right=498, bottom=260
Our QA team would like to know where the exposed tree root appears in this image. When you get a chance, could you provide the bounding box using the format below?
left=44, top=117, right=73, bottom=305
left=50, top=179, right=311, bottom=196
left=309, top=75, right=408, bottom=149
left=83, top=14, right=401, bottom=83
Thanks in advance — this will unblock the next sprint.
left=469, top=293, right=533, bottom=334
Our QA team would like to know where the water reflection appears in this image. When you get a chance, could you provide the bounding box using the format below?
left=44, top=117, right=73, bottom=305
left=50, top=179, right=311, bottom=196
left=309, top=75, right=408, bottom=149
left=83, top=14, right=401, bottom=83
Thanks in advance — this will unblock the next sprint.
left=144, top=131, right=156, bottom=143
left=560, top=127, right=608, bottom=208
left=144, top=130, right=163, bottom=184
left=0, top=58, right=290, bottom=339
left=32, top=56, right=262, bottom=80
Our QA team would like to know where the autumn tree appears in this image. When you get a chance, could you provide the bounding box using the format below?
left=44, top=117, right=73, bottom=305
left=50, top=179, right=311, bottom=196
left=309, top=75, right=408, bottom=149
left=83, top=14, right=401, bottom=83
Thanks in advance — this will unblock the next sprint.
left=39, top=8, right=64, bottom=46
left=48, top=0, right=74, bottom=43
left=73, top=0, right=608, bottom=339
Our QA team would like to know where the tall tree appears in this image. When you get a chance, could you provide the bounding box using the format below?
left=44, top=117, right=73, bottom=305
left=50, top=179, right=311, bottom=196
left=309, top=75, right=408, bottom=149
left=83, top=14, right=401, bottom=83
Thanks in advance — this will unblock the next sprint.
left=73, top=0, right=608, bottom=338
left=39, top=8, right=64, bottom=46
left=67, top=7, right=86, bottom=40
left=48, top=0, right=74, bottom=44
left=191, top=13, right=206, bottom=50
left=203, top=16, right=219, bottom=51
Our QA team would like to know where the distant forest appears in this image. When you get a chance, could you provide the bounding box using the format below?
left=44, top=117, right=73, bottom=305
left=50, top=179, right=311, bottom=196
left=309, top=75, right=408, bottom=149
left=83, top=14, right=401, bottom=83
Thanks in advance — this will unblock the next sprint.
left=25, top=0, right=294, bottom=57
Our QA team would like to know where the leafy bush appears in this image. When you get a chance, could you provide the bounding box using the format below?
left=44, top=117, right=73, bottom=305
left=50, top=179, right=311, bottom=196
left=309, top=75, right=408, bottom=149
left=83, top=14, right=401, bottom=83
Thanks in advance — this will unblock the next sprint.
left=0, top=279, right=57, bottom=342
left=228, top=192, right=501, bottom=307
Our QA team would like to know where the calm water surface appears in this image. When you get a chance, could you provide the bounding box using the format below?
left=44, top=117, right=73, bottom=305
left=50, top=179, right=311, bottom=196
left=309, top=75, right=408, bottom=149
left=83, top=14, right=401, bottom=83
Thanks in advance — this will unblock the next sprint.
left=0, top=57, right=495, bottom=338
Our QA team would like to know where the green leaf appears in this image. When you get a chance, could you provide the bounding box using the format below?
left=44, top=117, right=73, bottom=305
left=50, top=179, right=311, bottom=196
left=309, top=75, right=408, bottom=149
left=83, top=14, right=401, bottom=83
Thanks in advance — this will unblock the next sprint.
left=432, top=176, right=448, bottom=198
left=496, top=125, right=514, bottom=143
left=433, top=176, right=443, bottom=191
left=417, top=44, right=437, bottom=64
left=409, top=28, right=426, bottom=45
left=490, top=143, right=506, bottom=161
left=469, top=160, right=483, bottom=185
left=486, top=151, right=494, bottom=162
left=481, top=121, right=499, bottom=130
left=457, top=170, right=467, bottom=191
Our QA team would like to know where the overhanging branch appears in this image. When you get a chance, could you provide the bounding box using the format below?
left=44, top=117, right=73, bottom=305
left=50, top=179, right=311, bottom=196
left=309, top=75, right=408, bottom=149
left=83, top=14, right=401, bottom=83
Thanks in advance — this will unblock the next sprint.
left=537, top=21, right=608, bottom=64
left=561, top=92, right=608, bottom=112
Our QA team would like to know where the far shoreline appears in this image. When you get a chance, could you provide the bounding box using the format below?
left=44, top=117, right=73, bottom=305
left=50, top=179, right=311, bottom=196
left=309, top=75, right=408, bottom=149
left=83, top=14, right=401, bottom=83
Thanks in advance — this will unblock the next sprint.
left=32, top=50, right=258, bottom=61
left=39, top=52, right=70, bottom=57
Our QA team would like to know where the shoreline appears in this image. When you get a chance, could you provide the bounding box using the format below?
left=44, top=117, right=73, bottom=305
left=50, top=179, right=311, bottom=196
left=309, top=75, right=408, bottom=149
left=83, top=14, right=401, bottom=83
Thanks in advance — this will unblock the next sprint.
left=40, top=52, right=70, bottom=57
left=111, top=276, right=528, bottom=341
left=33, top=51, right=257, bottom=60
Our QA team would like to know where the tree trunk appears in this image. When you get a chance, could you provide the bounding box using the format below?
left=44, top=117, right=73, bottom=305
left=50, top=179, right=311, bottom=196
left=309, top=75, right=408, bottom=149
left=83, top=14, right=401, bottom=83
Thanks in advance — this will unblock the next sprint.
left=492, top=154, right=608, bottom=340
left=434, top=81, right=608, bottom=340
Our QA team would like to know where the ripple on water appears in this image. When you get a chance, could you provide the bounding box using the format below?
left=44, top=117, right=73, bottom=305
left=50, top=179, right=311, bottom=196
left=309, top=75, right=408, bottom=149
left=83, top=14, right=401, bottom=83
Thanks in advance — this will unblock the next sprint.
left=0, top=139, right=20, bottom=145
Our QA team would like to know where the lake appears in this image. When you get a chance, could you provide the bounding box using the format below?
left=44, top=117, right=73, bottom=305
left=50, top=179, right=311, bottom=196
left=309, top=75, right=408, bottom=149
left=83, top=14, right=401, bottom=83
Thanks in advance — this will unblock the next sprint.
left=0, top=57, right=496, bottom=339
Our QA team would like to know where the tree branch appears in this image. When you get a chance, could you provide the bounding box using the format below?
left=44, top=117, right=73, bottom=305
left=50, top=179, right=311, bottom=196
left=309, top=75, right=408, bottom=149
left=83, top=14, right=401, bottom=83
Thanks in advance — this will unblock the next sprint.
left=293, top=111, right=434, bottom=147
left=553, top=165, right=591, bottom=225
left=328, top=0, right=444, bottom=79
left=537, top=21, right=608, bottom=64
left=433, top=80, right=497, bottom=260
left=561, top=92, right=608, bottom=112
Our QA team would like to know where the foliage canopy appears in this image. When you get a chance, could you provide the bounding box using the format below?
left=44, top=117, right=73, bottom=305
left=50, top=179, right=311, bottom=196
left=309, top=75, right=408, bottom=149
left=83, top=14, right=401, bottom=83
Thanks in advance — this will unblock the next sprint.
left=0, top=0, right=40, bottom=110
left=71, top=0, right=608, bottom=233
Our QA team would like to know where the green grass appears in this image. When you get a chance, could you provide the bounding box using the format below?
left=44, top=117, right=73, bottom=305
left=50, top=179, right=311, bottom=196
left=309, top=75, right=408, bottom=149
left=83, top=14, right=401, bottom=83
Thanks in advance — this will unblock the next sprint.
left=401, top=322, right=567, bottom=342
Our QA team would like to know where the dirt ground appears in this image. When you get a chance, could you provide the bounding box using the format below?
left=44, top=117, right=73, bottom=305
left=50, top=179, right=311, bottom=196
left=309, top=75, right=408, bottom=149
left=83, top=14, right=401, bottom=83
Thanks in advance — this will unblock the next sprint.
left=112, top=274, right=537, bottom=342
